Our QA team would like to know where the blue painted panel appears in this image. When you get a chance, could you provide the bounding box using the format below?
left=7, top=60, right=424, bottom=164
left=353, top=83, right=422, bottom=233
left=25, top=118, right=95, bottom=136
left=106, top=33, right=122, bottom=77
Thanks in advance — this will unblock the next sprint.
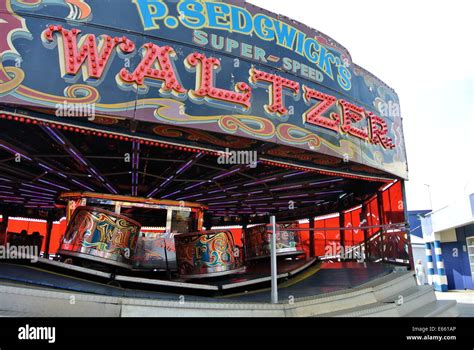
left=441, top=241, right=473, bottom=290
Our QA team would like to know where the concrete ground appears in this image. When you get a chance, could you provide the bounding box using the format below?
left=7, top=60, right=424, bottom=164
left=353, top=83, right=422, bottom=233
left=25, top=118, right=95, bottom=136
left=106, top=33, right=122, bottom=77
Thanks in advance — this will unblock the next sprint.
left=435, top=290, right=474, bottom=317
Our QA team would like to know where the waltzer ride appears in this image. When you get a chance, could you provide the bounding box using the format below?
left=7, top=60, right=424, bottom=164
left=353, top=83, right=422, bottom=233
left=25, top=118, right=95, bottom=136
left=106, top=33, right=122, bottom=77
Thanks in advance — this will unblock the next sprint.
left=0, top=0, right=410, bottom=295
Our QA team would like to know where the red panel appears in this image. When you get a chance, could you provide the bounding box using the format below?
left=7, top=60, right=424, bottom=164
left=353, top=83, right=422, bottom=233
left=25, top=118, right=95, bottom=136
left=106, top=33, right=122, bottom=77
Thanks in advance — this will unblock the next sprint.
left=313, top=218, right=327, bottom=256
left=381, top=181, right=405, bottom=224
left=351, top=207, right=364, bottom=244
left=388, top=181, right=404, bottom=223
left=299, top=221, right=310, bottom=256
left=364, top=196, right=380, bottom=237
left=325, top=217, right=340, bottom=241
left=228, top=228, right=243, bottom=246
left=382, top=190, right=390, bottom=223
left=313, top=215, right=340, bottom=256
left=5, top=218, right=67, bottom=255
left=49, top=219, right=67, bottom=254
left=344, top=207, right=363, bottom=247
left=343, top=211, right=352, bottom=245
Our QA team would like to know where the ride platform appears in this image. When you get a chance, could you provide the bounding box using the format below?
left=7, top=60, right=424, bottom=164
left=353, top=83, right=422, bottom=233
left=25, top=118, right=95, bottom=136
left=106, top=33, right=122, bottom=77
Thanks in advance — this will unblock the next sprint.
left=0, top=259, right=393, bottom=300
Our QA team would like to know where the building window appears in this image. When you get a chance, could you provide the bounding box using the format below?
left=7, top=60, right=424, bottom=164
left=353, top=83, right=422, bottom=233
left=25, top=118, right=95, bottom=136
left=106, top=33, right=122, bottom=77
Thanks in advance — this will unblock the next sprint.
left=466, top=237, right=474, bottom=282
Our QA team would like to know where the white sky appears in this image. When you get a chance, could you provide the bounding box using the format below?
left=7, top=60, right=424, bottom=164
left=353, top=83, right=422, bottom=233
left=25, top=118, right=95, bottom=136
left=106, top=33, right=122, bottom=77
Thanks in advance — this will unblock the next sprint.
left=250, top=0, right=474, bottom=211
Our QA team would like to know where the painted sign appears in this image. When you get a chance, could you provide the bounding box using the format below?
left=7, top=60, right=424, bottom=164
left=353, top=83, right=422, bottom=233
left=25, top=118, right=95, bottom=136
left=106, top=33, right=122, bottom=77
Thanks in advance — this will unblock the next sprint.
left=59, top=206, right=141, bottom=268
left=0, top=0, right=407, bottom=178
left=175, top=229, right=243, bottom=277
left=244, top=222, right=303, bottom=260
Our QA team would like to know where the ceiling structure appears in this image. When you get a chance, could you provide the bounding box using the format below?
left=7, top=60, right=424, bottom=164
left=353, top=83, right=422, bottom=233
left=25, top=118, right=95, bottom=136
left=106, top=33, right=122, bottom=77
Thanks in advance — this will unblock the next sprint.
left=0, top=109, right=389, bottom=223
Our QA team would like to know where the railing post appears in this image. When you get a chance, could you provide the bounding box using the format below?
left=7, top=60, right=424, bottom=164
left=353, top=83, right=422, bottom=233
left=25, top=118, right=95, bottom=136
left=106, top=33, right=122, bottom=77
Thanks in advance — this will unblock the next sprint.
left=401, top=181, right=414, bottom=270
left=163, top=236, right=171, bottom=279
left=377, top=191, right=385, bottom=262
left=339, top=211, right=345, bottom=260
left=241, top=215, right=248, bottom=263
left=361, top=208, right=369, bottom=262
left=44, top=212, right=54, bottom=259
left=270, top=215, right=278, bottom=304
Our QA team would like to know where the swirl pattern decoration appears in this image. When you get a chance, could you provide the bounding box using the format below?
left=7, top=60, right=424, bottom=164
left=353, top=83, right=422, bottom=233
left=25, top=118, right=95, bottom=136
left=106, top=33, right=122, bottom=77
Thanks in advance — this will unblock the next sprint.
left=175, top=230, right=242, bottom=277
left=59, top=206, right=141, bottom=268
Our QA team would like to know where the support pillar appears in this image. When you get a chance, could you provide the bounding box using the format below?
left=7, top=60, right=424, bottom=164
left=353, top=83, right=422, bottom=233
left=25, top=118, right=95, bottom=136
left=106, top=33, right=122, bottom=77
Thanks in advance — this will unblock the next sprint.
left=270, top=216, right=278, bottom=304
left=401, top=180, right=415, bottom=270
left=44, top=212, right=54, bottom=259
left=425, top=242, right=435, bottom=286
left=241, top=215, right=249, bottom=263
left=377, top=191, right=385, bottom=262
left=309, top=217, right=315, bottom=258
left=361, top=207, right=369, bottom=262
left=433, top=235, right=448, bottom=292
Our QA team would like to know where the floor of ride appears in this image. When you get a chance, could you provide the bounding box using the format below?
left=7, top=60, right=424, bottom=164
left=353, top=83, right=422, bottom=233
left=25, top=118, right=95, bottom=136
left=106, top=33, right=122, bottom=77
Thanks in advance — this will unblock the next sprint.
left=178, top=257, right=311, bottom=286
left=220, top=262, right=393, bottom=302
left=0, top=262, right=212, bottom=302
left=0, top=260, right=393, bottom=302
left=0, top=257, right=313, bottom=297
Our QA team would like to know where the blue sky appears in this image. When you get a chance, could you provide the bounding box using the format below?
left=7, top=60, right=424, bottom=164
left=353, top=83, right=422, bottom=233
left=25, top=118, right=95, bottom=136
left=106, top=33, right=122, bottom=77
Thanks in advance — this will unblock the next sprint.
left=250, top=0, right=474, bottom=210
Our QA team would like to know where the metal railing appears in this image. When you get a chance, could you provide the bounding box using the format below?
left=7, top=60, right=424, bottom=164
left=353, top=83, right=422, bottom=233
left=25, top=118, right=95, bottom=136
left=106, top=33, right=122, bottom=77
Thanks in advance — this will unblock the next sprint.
left=265, top=222, right=411, bottom=266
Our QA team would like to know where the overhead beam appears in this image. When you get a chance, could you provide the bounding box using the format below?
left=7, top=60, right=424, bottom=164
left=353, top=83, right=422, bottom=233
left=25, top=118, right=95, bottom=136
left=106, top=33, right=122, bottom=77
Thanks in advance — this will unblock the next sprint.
left=40, top=126, right=119, bottom=194
left=146, top=152, right=204, bottom=198
left=166, top=167, right=298, bottom=201
left=0, top=137, right=96, bottom=192
left=174, top=170, right=337, bottom=202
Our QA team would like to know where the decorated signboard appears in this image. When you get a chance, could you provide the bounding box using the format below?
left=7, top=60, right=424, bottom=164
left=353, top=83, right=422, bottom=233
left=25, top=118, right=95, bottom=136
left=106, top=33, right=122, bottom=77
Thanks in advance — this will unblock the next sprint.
left=0, top=0, right=407, bottom=178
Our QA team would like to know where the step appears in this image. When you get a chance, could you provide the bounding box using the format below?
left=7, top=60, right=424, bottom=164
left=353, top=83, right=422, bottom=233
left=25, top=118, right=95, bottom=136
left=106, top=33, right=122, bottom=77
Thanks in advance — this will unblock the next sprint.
left=316, top=301, right=399, bottom=317
left=383, top=285, right=437, bottom=316
left=406, top=300, right=459, bottom=317
left=318, top=285, right=436, bottom=317
left=371, top=272, right=418, bottom=301
left=0, top=309, right=42, bottom=317
left=0, top=283, right=122, bottom=317
left=284, top=288, right=379, bottom=317
left=380, top=285, right=434, bottom=303
left=355, top=271, right=414, bottom=290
